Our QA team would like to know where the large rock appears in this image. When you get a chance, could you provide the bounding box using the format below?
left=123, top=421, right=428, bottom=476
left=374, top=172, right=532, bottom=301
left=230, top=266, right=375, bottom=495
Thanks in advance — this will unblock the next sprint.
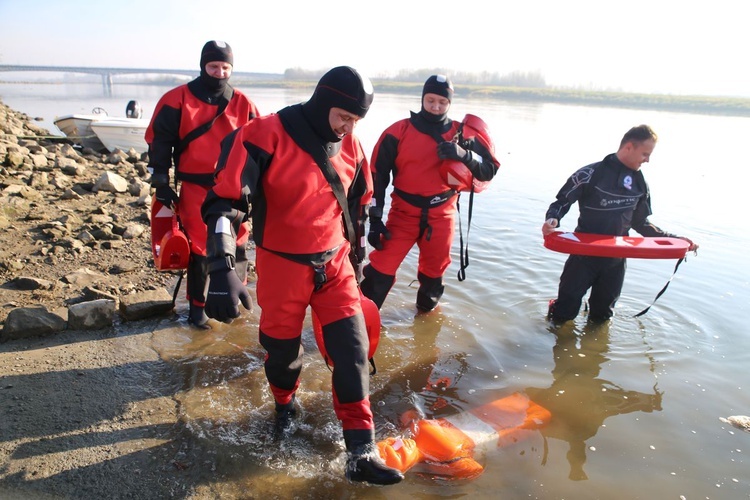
left=1, top=306, right=67, bottom=341
left=62, top=268, right=106, bottom=287
left=93, top=171, right=128, bottom=193
left=119, top=288, right=174, bottom=321
left=68, top=299, right=116, bottom=330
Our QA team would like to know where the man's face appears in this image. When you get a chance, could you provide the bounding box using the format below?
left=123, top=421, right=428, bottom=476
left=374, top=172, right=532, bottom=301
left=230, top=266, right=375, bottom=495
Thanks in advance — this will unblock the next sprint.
left=328, top=107, right=361, bottom=139
left=621, top=138, right=656, bottom=170
left=205, top=61, right=233, bottom=79
left=422, top=93, right=451, bottom=116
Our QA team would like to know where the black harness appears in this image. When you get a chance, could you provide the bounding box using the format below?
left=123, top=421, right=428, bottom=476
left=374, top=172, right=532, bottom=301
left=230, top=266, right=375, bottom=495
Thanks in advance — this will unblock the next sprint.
left=265, top=246, right=342, bottom=292
left=173, top=85, right=233, bottom=187
left=392, top=187, right=455, bottom=241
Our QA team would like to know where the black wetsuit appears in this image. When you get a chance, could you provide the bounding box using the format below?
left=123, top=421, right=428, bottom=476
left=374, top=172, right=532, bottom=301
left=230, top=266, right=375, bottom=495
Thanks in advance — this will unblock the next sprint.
left=545, top=153, right=675, bottom=321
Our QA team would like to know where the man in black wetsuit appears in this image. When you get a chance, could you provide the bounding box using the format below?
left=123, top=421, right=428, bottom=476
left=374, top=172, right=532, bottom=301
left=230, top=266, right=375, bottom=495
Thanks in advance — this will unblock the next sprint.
left=542, top=124, right=698, bottom=323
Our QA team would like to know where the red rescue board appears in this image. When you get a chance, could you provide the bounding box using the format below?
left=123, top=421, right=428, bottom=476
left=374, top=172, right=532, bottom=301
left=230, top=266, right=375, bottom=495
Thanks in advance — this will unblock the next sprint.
left=544, top=231, right=689, bottom=259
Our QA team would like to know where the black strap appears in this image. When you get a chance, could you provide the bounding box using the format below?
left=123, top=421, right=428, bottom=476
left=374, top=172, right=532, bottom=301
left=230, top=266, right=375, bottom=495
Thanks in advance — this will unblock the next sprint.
left=633, top=257, right=685, bottom=317
left=456, top=186, right=476, bottom=282
left=174, top=87, right=232, bottom=158
left=170, top=271, right=184, bottom=308
left=277, top=106, right=357, bottom=248
left=392, top=187, right=455, bottom=209
left=265, top=246, right=341, bottom=267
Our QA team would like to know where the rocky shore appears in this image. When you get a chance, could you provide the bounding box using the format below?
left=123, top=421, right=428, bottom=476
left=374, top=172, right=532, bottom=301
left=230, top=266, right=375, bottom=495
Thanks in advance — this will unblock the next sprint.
left=0, top=99, right=180, bottom=339
left=0, top=99, right=240, bottom=499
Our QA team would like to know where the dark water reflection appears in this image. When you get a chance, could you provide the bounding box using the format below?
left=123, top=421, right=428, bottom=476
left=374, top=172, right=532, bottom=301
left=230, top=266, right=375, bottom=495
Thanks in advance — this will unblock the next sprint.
left=526, top=321, right=663, bottom=481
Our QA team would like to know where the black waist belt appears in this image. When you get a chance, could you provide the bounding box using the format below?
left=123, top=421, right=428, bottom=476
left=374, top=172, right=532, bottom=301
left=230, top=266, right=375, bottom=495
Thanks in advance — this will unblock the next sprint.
left=175, top=171, right=215, bottom=186
left=264, top=245, right=341, bottom=292
left=393, top=187, right=456, bottom=241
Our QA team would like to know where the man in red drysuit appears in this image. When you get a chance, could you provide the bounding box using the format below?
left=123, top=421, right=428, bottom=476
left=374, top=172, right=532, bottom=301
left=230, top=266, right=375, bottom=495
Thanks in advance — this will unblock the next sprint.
left=146, top=40, right=260, bottom=328
left=201, top=66, right=403, bottom=485
left=360, top=75, right=500, bottom=312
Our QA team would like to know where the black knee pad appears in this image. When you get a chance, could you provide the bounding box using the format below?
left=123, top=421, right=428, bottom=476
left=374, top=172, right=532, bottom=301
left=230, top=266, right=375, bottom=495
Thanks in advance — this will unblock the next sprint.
left=260, top=332, right=304, bottom=391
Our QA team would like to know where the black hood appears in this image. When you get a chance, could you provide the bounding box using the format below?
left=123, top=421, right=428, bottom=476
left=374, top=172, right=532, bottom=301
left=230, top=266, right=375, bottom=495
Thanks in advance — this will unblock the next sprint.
left=420, top=74, right=453, bottom=122
left=301, top=66, right=374, bottom=143
left=198, top=40, right=234, bottom=100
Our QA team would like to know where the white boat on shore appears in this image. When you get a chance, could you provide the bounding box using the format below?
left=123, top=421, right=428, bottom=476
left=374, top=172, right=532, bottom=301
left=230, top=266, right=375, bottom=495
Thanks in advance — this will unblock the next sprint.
left=90, top=118, right=149, bottom=154
left=54, top=100, right=148, bottom=154
left=53, top=107, right=109, bottom=151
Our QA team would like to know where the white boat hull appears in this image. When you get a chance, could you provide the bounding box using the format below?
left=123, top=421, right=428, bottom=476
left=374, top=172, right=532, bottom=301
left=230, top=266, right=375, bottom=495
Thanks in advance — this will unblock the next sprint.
left=90, top=118, right=149, bottom=154
left=53, top=114, right=107, bottom=151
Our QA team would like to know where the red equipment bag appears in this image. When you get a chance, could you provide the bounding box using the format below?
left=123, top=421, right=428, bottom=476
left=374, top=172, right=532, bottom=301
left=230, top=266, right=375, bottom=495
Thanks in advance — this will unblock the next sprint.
left=439, top=114, right=498, bottom=193
left=150, top=199, right=189, bottom=271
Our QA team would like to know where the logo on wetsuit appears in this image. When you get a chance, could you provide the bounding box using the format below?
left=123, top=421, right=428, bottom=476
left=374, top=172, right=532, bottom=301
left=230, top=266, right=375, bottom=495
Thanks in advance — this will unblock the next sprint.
left=599, top=196, right=638, bottom=208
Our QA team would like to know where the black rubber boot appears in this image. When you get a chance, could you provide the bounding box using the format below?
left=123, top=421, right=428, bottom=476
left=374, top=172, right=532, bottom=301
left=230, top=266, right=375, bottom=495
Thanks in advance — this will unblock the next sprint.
left=416, top=272, right=444, bottom=312
left=188, top=303, right=210, bottom=329
left=273, top=396, right=297, bottom=441
left=345, top=442, right=403, bottom=485
left=345, top=441, right=403, bottom=485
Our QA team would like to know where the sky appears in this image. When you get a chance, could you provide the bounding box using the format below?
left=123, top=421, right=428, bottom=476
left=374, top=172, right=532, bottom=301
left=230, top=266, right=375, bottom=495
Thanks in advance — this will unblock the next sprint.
left=1, top=0, right=749, bottom=97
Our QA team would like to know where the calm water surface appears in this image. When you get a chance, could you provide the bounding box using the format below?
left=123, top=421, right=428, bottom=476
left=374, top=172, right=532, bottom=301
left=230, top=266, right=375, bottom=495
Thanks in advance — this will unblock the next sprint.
left=2, top=82, right=749, bottom=499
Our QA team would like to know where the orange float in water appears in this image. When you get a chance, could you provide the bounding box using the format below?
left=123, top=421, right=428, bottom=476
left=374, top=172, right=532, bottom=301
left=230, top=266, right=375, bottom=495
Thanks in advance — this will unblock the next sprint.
left=377, top=392, right=551, bottom=480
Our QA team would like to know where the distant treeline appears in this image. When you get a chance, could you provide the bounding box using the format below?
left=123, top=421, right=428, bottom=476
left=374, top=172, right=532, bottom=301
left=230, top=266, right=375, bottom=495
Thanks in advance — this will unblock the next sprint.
left=256, top=67, right=750, bottom=117
left=5, top=66, right=749, bottom=117
left=282, top=67, right=547, bottom=88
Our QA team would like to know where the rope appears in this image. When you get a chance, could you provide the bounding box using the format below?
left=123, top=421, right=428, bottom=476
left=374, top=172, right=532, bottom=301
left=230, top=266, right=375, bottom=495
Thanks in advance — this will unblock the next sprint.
left=633, top=257, right=686, bottom=317
left=15, top=134, right=89, bottom=140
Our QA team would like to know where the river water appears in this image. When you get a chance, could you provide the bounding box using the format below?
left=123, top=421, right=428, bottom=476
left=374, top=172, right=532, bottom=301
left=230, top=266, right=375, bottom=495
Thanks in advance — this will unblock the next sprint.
left=2, top=82, right=749, bottom=499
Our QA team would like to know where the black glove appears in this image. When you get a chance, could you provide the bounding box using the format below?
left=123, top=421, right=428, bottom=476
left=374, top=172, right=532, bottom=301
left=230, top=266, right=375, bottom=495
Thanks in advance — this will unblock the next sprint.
left=205, top=267, right=253, bottom=323
left=368, top=217, right=391, bottom=250
left=154, top=185, right=179, bottom=208
left=437, top=141, right=467, bottom=162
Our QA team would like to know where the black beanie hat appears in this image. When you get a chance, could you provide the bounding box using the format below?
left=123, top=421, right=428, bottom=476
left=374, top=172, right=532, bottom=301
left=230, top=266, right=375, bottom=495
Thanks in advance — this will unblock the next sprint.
left=422, top=74, right=453, bottom=101
left=312, top=66, right=374, bottom=118
left=200, top=40, right=233, bottom=69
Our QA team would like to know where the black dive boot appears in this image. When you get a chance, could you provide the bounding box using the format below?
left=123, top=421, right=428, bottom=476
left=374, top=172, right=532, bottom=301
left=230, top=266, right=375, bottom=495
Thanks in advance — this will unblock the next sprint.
left=188, top=303, right=210, bottom=330
left=273, top=396, right=297, bottom=441
left=416, top=272, right=444, bottom=312
left=344, top=431, right=403, bottom=485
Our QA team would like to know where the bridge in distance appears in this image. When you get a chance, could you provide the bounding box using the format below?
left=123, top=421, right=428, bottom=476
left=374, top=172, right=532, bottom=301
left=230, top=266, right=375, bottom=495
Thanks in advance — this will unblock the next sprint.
left=0, top=64, right=283, bottom=94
